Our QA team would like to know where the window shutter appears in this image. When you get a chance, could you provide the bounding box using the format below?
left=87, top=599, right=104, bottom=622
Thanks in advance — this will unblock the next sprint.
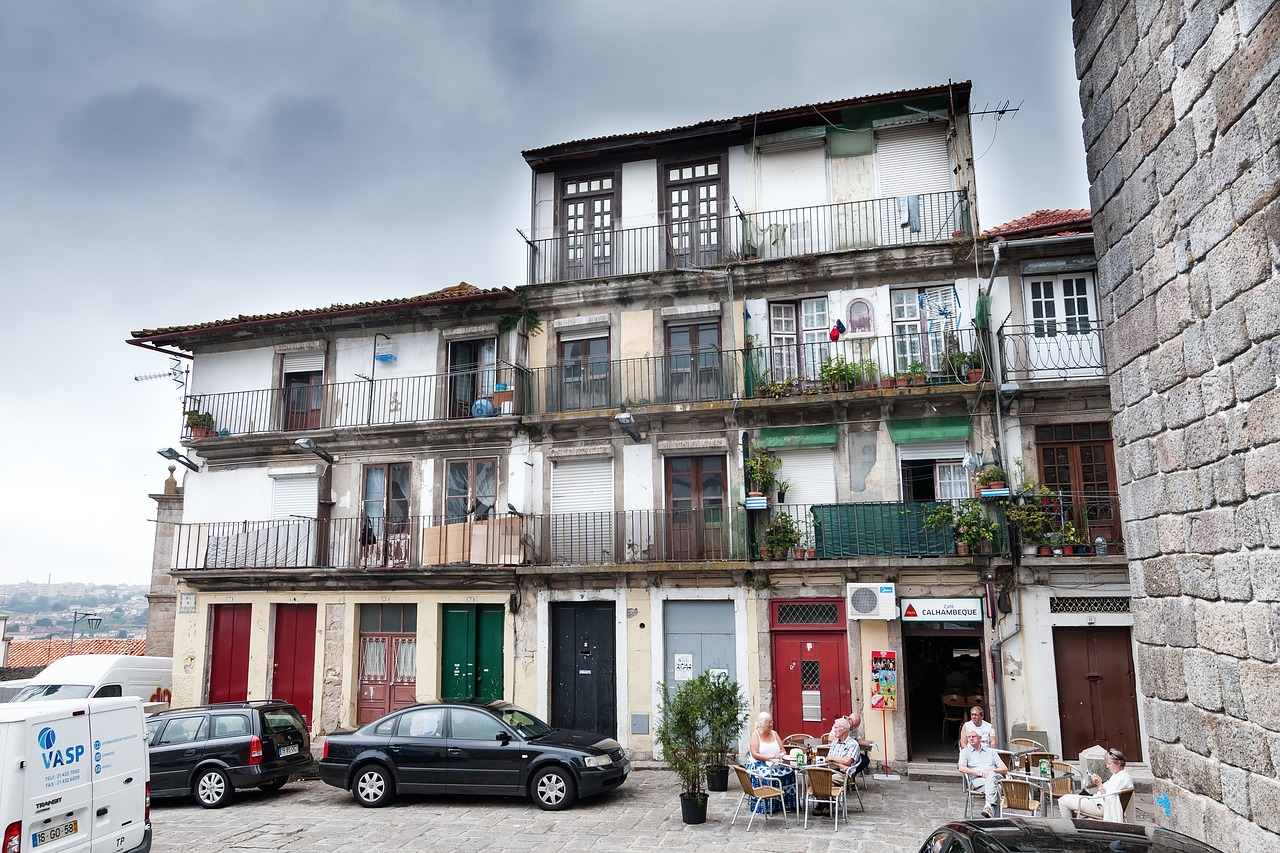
left=759, top=142, right=828, bottom=211
left=551, top=459, right=614, bottom=563
left=272, top=477, right=318, bottom=519
left=776, top=448, right=838, bottom=505
left=875, top=123, right=953, bottom=197
left=282, top=350, right=325, bottom=373
left=896, top=440, right=968, bottom=462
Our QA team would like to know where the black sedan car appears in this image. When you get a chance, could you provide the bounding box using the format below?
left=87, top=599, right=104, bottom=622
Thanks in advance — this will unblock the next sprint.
left=920, top=818, right=1224, bottom=853
left=319, top=700, right=629, bottom=810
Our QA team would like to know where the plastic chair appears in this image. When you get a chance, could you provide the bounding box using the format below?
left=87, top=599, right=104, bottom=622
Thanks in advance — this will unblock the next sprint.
left=731, top=765, right=789, bottom=831
left=1077, top=788, right=1133, bottom=822
left=802, top=765, right=847, bottom=830
left=1000, top=778, right=1042, bottom=816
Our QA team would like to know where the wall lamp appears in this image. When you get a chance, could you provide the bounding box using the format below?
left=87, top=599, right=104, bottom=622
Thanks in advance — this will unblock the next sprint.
left=294, top=438, right=335, bottom=464
left=614, top=405, right=642, bottom=443
left=157, top=447, right=200, bottom=473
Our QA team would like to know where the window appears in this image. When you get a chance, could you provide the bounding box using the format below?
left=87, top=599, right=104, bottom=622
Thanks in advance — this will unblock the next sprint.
left=280, top=350, right=325, bottom=431
left=448, top=337, right=497, bottom=419
left=769, top=297, right=828, bottom=380
left=364, top=464, right=410, bottom=536
left=847, top=299, right=873, bottom=335
left=559, top=335, right=610, bottom=411
left=891, top=286, right=958, bottom=374
left=450, top=707, right=504, bottom=741
left=92, top=684, right=122, bottom=698
left=665, top=160, right=722, bottom=266
left=667, top=322, right=722, bottom=402
left=1036, top=422, right=1121, bottom=547
left=1028, top=273, right=1096, bottom=336
left=446, top=458, right=497, bottom=523
left=563, top=175, right=615, bottom=278
left=399, top=707, right=446, bottom=738
left=159, top=715, right=207, bottom=746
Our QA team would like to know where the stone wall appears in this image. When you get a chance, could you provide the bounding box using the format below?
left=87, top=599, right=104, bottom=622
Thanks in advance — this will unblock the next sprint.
left=1073, top=1, right=1280, bottom=847
left=146, top=468, right=184, bottom=657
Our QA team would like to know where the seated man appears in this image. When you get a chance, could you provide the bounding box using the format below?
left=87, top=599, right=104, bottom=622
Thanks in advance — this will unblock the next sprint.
left=958, top=730, right=1007, bottom=818
left=1058, top=748, right=1133, bottom=821
left=844, top=712, right=874, bottom=777
left=824, top=717, right=861, bottom=786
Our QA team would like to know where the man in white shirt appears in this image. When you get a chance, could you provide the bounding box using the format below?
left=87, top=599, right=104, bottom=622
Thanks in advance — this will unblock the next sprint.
left=959, top=706, right=996, bottom=748
left=958, top=730, right=1007, bottom=817
left=825, top=717, right=861, bottom=785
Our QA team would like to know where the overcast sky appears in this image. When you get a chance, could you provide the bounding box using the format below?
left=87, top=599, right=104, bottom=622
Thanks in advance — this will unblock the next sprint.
left=0, top=1, right=1088, bottom=588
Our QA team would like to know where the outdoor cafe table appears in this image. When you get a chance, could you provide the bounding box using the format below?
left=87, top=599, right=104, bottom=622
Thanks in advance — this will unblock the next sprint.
left=744, top=760, right=798, bottom=816
left=1006, top=769, right=1072, bottom=816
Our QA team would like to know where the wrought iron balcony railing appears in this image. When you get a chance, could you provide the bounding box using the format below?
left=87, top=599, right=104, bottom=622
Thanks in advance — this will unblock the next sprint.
left=997, top=321, right=1107, bottom=381
left=167, top=500, right=1020, bottom=573
left=181, top=363, right=527, bottom=439
left=1011, top=490, right=1125, bottom=553
left=527, top=190, right=972, bottom=284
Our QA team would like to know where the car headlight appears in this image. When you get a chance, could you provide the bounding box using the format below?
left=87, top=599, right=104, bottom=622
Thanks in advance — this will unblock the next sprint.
left=583, top=754, right=613, bottom=768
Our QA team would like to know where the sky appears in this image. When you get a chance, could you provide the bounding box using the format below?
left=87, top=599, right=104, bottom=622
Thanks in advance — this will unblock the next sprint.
left=0, top=1, right=1089, bottom=587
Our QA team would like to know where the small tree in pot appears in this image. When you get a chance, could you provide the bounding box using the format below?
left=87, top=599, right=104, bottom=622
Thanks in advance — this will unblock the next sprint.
left=657, top=674, right=712, bottom=824
left=702, top=674, right=749, bottom=792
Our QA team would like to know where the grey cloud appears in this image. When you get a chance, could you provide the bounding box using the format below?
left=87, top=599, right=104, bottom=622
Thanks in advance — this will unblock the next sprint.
left=60, top=82, right=212, bottom=181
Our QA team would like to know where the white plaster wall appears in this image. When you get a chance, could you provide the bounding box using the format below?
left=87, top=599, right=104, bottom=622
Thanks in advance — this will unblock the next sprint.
left=620, top=160, right=658, bottom=230
left=330, top=329, right=441, bottom=381
left=190, top=347, right=274, bottom=396
left=182, top=465, right=272, bottom=523
left=621, top=442, right=654, bottom=512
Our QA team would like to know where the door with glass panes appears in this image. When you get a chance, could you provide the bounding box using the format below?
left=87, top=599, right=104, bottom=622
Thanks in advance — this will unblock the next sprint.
left=1037, top=423, right=1121, bottom=550
left=666, top=322, right=722, bottom=403
left=1024, top=273, right=1102, bottom=378
left=357, top=604, right=417, bottom=725
left=769, top=298, right=830, bottom=384
left=362, top=463, right=411, bottom=568
left=666, top=456, right=727, bottom=560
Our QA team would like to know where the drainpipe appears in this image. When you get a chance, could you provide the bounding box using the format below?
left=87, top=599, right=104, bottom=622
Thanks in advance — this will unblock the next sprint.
left=991, top=584, right=1024, bottom=745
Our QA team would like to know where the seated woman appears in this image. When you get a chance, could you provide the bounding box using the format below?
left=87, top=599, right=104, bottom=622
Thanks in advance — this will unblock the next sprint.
left=1057, top=749, right=1134, bottom=820
left=959, top=705, right=996, bottom=748
left=748, top=711, right=785, bottom=762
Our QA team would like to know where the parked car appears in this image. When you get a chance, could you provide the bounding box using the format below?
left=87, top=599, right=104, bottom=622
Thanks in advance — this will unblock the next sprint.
left=146, top=699, right=312, bottom=808
left=319, top=700, right=629, bottom=810
left=919, top=818, right=1225, bottom=853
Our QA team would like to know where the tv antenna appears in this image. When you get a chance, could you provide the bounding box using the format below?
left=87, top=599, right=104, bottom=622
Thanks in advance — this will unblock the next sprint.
left=134, top=357, right=188, bottom=391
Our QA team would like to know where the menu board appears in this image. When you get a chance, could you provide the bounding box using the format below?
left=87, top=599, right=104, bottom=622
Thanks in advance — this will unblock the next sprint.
left=869, top=650, right=898, bottom=711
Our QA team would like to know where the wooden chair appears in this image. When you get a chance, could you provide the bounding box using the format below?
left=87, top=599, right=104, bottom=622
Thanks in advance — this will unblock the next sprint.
left=941, top=692, right=968, bottom=741
left=812, top=744, right=831, bottom=760
left=731, top=765, right=789, bottom=831
left=993, top=750, right=1016, bottom=775
left=966, top=693, right=985, bottom=708
left=1050, top=761, right=1080, bottom=800
left=1077, top=788, right=1134, bottom=822
left=1009, top=737, right=1045, bottom=750
left=803, top=765, right=847, bottom=830
left=999, top=778, right=1042, bottom=817
left=783, top=733, right=815, bottom=748
left=1026, top=751, right=1059, bottom=773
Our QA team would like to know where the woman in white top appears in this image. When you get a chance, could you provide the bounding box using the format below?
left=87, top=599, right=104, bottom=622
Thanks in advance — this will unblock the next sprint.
left=1057, top=748, right=1135, bottom=820
left=749, top=711, right=784, bottom=761
left=960, top=706, right=996, bottom=748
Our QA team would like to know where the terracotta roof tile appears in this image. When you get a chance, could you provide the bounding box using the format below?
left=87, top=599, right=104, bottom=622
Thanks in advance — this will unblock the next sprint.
left=130, top=282, right=513, bottom=342
left=983, top=209, right=1093, bottom=239
left=6, top=638, right=148, bottom=667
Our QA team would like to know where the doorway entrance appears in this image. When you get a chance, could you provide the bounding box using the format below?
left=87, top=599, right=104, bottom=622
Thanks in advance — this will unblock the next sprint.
left=550, top=602, right=617, bottom=737
left=769, top=599, right=849, bottom=741
left=1053, top=626, right=1142, bottom=760
left=902, top=623, right=985, bottom=761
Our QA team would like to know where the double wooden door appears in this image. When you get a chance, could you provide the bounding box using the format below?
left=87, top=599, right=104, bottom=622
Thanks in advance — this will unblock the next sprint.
left=1053, top=627, right=1142, bottom=760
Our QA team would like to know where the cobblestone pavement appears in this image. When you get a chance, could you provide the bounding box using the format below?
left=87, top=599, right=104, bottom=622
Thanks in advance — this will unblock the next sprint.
left=149, top=769, right=1157, bottom=852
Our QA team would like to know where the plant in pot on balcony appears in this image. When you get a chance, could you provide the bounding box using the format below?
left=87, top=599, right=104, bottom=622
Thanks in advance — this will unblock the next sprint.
left=744, top=445, right=782, bottom=497
left=1043, top=520, right=1081, bottom=556
left=762, top=512, right=802, bottom=560
left=1000, top=498, right=1051, bottom=555
left=656, top=673, right=712, bottom=823
left=184, top=410, right=216, bottom=438
left=922, top=499, right=996, bottom=557
left=963, top=350, right=985, bottom=382
left=975, top=465, right=1007, bottom=490
left=907, top=360, right=927, bottom=386
left=702, top=674, right=750, bottom=793
left=818, top=356, right=852, bottom=393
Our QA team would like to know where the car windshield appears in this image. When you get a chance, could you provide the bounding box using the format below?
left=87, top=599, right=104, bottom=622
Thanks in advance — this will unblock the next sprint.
left=498, top=706, right=554, bottom=739
left=14, top=684, right=94, bottom=702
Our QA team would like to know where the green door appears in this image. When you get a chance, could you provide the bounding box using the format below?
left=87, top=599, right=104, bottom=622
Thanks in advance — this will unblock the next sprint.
left=440, top=604, right=505, bottom=702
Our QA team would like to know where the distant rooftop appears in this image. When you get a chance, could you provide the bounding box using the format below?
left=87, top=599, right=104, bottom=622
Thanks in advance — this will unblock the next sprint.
left=984, top=209, right=1093, bottom=240
left=6, top=637, right=147, bottom=667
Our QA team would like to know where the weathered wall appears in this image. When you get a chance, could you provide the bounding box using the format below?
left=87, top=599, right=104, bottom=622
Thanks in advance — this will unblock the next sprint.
left=1073, top=1, right=1280, bottom=846
left=146, top=469, right=184, bottom=657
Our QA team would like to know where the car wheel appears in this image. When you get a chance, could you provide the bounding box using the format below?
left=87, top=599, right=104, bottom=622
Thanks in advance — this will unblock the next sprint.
left=258, top=777, right=289, bottom=792
left=531, top=765, right=576, bottom=811
left=352, top=764, right=394, bottom=808
left=194, top=768, right=232, bottom=809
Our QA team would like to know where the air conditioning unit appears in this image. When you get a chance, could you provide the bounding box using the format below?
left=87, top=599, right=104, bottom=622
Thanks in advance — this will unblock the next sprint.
left=846, top=582, right=897, bottom=620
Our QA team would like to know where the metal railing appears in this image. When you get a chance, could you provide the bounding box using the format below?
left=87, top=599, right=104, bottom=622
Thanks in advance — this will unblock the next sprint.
left=180, top=364, right=528, bottom=439
left=997, top=321, right=1107, bottom=380
left=1016, top=490, right=1125, bottom=553
left=527, top=190, right=972, bottom=284
left=167, top=501, right=1020, bottom=572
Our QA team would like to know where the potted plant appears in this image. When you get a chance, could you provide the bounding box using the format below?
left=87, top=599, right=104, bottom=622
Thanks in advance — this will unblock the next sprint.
left=975, top=465, right=1007, bottom=490
left=744, top=445, right=782, bottom=496
left=776, top=478, right=792, bottom=504
left=762, top=512, right=802, bottom=558
left=656, top=675, right=712, bottom=823
left=1044, top=520, right=1081, bottom=556
left=895, top=371, right=910, bottom=388
left=1001, top=498, right=1052, bottom=555
left=855, top=358, right=880, bottom=389
left=922, top=498, right=997, bottom=557
left=702, top=674, right=750, bottom=793
left=907, top=360, right=927, bottom=386
left=963, top=350, right=985, bottom=382
left=185, top=410, right=216, bottom=438
left=819, top=356, right=851, bottom=393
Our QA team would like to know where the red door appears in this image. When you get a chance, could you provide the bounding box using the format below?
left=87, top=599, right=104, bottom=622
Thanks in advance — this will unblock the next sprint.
left=770, top=599, right=849, bottom=740
left=272, top=604, right=317, bottom=722
left=208, top=603, right=251, bottom=703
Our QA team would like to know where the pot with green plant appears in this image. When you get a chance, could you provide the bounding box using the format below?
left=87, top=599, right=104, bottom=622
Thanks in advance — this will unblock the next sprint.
left=1043, top=520, right=1081, bottom=556
left=907, top=360, right=927, bottom=386
left=656, top=674, right=711, bottom=823
left=855, top=358, right=880, bottom=389
left=744, top=444, right=782, bottom=497
left=975, top=465, right=1007, bottom=490
left=922, top=498, right=997, bottom=557
left=1001, top=498, right=1052, bottom=555
left=185, top=409, right=216, bottom=438
left=762, top=512, right=802, bottom=558
left=818, top=356, right=852, bottom=393
left=702, top=674, right=750, bottom=793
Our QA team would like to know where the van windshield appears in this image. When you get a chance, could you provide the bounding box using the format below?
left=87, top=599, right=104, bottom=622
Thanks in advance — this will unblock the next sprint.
left=14, top=684, right=94, bottom=701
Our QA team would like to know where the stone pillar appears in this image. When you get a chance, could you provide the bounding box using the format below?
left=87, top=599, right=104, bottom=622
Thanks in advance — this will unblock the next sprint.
left=146, top=466, right=184, bottom=656
left=1073, top=2, right=1280, bottom=847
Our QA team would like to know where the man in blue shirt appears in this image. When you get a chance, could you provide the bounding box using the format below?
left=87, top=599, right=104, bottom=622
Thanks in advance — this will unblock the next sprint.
left=958, top=730, right=1006, bottom=817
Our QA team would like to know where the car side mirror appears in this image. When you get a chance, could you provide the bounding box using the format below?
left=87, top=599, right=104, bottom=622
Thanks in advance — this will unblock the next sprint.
left=496, top=731, right=510, bottom=743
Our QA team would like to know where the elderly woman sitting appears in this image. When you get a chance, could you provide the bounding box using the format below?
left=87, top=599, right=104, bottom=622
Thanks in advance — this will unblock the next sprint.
left=749, top=711, right=785, bottom=762
left=1058, top=748, right=1134, bottom=821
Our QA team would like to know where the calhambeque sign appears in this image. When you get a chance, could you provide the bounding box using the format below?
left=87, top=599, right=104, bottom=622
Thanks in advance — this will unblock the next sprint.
left=899, top=597, right=983, bottom=621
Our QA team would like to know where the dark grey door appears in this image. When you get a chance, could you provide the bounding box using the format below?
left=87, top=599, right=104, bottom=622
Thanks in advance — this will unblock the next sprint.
left=390, top=706, right=448, bottom=792
left=550, top=602, right=617, bottom=737
left=445, top=707, right=523, bottom=794
left=664, top=600, right=736, bottom=687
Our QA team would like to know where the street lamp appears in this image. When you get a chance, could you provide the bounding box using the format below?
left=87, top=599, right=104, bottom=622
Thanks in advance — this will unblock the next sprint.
left=294, top=438, right=335, bottom=464
left=70, top=610, right=102, bottom=654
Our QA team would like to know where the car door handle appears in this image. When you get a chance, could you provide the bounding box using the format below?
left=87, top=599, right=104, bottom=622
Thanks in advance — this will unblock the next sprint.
left=448, top=749, right=464, bottom=756
left=389, top=745, right=402, bottom=752
left=96, top=808, right=108, bottom=817
left=183, top=749, right=196, bottom=756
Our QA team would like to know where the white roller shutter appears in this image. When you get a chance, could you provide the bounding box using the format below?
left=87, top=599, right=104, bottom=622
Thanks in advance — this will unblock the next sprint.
left=875, top=123, right=954, bottom=196
left=271, top=477, right=318, bottom=519
left=551, top=458, right=614, bottom=563
left=282, top=350, right=325, bottom=373
left=759, top=141, right=828, bottom=211
left=776, top=448, right=838, bottom=505
left=896, top=440, right=968, bottom=462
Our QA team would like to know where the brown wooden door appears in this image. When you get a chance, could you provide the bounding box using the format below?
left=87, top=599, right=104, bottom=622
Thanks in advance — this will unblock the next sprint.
left=208, top=603, right=251, bottom=703
left=272, top=604, right=316, bottom=722
left=666, top=455, right=726, bottom=560
left=1053, top=626, right=1142, bottom=760
left=1037, top=423, right=1122, bottom=549
left=281, top=371, right=323, bottom=430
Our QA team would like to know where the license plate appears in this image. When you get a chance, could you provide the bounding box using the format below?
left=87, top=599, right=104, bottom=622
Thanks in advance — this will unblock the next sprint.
left=279, top=744, right=299, bottom=756
left=32, top=820, right=77, bottom=847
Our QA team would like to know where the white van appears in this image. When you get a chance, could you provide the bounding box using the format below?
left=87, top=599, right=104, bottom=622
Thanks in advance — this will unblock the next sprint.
left=14, top=657, right=172, bottom=708
left=0, top=678, right=32, bottom=703
left=0, top=696, right=152, bottom=852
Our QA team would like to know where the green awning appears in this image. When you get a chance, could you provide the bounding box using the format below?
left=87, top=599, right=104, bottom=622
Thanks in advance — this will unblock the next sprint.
left=886, top=416, right=971, bottom=444
left=756, top=425, right=838, bottom=448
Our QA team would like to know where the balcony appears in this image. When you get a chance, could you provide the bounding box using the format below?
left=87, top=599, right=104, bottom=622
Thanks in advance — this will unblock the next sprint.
left=527, top=190, right=972, bottom=284
left=997, top=321, right=1107, bottom=382
left=166, top=501, right=1012, bottom=575
left=180, top=363, right=527, bottom=440
left=1014, top=490, right=1125, bottom=555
